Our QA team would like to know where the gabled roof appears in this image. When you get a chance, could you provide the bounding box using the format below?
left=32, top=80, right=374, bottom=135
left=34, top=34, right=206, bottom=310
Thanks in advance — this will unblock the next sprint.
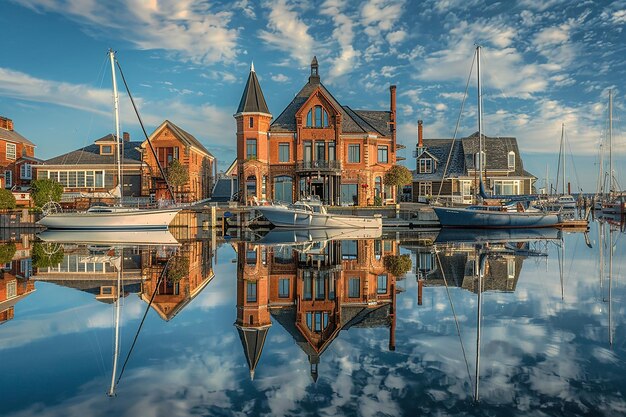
left=94, top=134, right=116, bottom=143
left=0, top=127, right=35, bottom=147
left=413, top=139, right=465, bottom=181
left=44, top=140, right=143, bottom=166
left=462, top=132, right=526, bottom=175
left=270, top=80, right=392, bottom=137
left=236, top=66, right=270, bottom=115
left=148, top=120, right=214, bottom=159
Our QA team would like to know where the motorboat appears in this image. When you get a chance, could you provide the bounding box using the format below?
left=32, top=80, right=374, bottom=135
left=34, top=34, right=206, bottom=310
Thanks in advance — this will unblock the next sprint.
left=256, top=196, right=382, bottom=229
left=37, top=205, right=180, bottom=230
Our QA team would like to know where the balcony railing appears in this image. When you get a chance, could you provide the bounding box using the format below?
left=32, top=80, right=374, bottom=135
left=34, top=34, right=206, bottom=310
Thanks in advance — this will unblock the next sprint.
left=295, top=160, right=342, bottom=172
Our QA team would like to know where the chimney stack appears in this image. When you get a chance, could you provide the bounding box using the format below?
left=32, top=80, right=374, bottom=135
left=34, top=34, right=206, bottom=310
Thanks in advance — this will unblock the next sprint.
left=123, top=132, right=130, bottom=142
left=417, top=120, right=423, bottom=148
left=0, top=116, right=14, bottom=131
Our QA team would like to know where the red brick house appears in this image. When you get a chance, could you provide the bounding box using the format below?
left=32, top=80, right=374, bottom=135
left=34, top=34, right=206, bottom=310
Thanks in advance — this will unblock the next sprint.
left=0, top=116, right=39, bottom=192
left=235, top=58, right=403, bottom=206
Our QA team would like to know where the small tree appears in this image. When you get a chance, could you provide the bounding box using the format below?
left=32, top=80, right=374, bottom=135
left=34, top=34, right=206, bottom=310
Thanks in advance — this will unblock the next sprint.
left=384, top=254, right=412, bottom=278
left=0, top=243, right=16, bottom=264
left=0, top=189, right=16, bottom=209
left=166, top=159, right=189, bottom=202
left=166, top=255, right=190, bottom=283
left=31, top=178, right=63, bottom=208
left=32, top=242, right=64, bottom=268
left=383, top=165, right=412, bottom=203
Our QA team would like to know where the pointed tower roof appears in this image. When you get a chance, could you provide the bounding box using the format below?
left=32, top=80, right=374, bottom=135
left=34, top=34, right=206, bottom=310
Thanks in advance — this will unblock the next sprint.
left=236, top=64, right=270, bottom=115
left=235, top=325, right=270, bottom=380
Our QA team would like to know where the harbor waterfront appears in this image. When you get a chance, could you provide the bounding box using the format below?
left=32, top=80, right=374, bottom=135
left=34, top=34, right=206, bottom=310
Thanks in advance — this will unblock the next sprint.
left=0, top=216, right=625, bottom=416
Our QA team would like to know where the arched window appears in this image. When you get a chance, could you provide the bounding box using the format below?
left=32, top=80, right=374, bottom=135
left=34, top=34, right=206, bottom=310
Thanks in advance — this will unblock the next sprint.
left=508, top=151, right=515, bottom=170
left=305, top=106, right=330, bottom=128
left=246, top=175, right=256, bottom=197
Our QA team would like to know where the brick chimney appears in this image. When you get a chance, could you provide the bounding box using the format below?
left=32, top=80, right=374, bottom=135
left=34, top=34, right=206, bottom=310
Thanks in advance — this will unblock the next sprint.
left=390, top=85, right=396, bottom=149
left=418, top=120, right=423, bottom=148
left=0, top=116, right=14, bottom=131
left=123, top=132, right=130, bottom=142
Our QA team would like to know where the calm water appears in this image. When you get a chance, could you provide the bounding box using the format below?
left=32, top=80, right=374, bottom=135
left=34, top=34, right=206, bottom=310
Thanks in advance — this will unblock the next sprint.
left=1, top=219, right=625, bottom=417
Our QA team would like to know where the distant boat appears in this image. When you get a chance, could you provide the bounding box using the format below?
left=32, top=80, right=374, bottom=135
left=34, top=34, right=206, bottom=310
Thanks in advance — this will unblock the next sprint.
left=433, top=46, right=561, bottom=229
left=256, top=196, right=382, bottom=229
left=37, top=50, right=180, bottom=231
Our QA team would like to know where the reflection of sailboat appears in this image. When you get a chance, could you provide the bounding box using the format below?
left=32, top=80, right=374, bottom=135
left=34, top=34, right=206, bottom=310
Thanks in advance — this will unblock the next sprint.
left=435, top=227, right=561, bottom=245
left=108, top=253, right=123, bottom=397
left=257, top=227, right=382, bottom=246
left=37, top=230, right=180, bottom=246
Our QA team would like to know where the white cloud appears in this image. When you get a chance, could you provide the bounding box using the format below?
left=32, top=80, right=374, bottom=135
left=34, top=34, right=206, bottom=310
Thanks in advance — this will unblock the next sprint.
left=258, top=0, right=314, bottom=67
left=321, top=0, right=361, bottom=83
left=15, top=0, right=239, bottom=65
left=271, top=73, right=289, bottom=82
left=386, top=30, right=407, bottom=45
left=612, top=9, right=626, bottom=24
left=361, top=0, right=405, bottom=33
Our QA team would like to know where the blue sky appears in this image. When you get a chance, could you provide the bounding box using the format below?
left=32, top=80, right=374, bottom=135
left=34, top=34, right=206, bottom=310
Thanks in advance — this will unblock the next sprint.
left=1, top=0, right=625, bottom=192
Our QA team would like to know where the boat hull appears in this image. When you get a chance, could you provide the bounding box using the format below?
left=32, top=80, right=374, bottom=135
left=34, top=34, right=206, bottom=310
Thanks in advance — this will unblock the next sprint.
left=257, top=206, right=382, bottom=229
left=433, top=207, right=561, bottom=228
left=37, top=208, right=180, bottom=230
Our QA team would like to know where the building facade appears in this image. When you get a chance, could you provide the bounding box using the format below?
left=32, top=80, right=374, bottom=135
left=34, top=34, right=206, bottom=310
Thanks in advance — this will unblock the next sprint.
left=0, top=116, right=39, bottom=191
left=412, top=121, right=536, bottom=204
left=36, top=120, right=215, bottom=204
left=235, top=58, right=401, bottom=206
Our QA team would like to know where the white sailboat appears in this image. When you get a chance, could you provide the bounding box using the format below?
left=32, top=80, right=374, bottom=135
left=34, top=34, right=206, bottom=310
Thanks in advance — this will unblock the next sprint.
left=601, top=89, right=626, bottom=214
left=37, top=50, right=180, bottom=230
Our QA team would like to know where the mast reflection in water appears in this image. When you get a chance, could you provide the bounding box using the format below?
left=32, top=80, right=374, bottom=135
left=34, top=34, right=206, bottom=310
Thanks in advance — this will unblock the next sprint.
left=0, top=221, right=625, bottom=416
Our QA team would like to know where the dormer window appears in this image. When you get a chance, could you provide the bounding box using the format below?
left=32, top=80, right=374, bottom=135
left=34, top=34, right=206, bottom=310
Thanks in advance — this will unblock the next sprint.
left=508, top=151, right=515, bottom=170
left=100, top=145, right=113, bottom=155
left=306, top=105, right=329, bottom=128
left=418, top=158, right=433, bottom=173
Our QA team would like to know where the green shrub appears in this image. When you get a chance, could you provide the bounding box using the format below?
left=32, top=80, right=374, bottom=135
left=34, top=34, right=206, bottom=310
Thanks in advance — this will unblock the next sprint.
left=32, top=242, right=64, bottom=268
left=0, top=189, right=16, bottom=209
left=383, top=254, right=412, bottom=277
left=0, top=243, right=16, bottom=264
left=31, top=179, right=63, bottom=208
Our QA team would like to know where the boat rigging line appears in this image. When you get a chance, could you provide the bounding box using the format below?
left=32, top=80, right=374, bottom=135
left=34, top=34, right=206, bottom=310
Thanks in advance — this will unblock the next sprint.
left=434, top=247, right=474, bottom=394
left=113, top=256, right=173, bottom=391
left=435, top=51, right=476, bottom=204
left=114, top=55, right=177, bottom=202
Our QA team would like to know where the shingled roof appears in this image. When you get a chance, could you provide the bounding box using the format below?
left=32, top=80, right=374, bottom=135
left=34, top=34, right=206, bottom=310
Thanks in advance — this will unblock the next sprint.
left=462, top=132, right=527, bottom=176
left=236, top=64, right=270, bottom=115
left=44, top=140, right=143, bottom=166
left=0, top=126, right=35, bottom=147
left=270, top=72, right=392, bottom=137
left=413, top=139, right=465, bottom=181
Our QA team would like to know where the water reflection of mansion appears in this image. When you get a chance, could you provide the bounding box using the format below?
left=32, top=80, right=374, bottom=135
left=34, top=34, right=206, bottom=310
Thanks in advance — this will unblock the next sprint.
left=32, top=239, right=214, bottom=320
left=235, top=238, right=400, bottom=380
left=412, top=241, right=527, bottom=293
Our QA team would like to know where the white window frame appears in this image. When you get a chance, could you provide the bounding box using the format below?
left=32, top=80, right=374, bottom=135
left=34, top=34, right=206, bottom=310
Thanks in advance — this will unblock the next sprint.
left=4, top=170, right=12, bottom=188
left=6, top=280, right=17, bottom=299
left=6, top=143, right=16, bottom=160
left=508, top=151, right=515, bottom=171
left=418, top=181, right=432, bottom=196
left=418, top=158, right=433, bottom=174
left=20, top=163, right=32, bottom=180
left=493, top=179, right=520, bottom=195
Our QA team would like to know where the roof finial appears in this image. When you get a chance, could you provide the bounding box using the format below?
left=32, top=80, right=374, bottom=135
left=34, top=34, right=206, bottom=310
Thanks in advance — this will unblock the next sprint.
left=251, top=61, right=255, bottom=72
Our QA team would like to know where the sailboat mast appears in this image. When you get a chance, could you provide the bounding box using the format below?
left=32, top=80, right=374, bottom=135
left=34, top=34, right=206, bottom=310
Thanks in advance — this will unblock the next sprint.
left=109, top=50, right=123, bottom=205
left=474, top=249, right=483, bottom=402
left=108, top=258, right=122, bottom=397
left=477, top=46, right=483, bottom=193
left=609, top=89, right=613, bottom=193
left=560, top=124, right=565, bottom=195
left=609, top=226, right=613, bottom=347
